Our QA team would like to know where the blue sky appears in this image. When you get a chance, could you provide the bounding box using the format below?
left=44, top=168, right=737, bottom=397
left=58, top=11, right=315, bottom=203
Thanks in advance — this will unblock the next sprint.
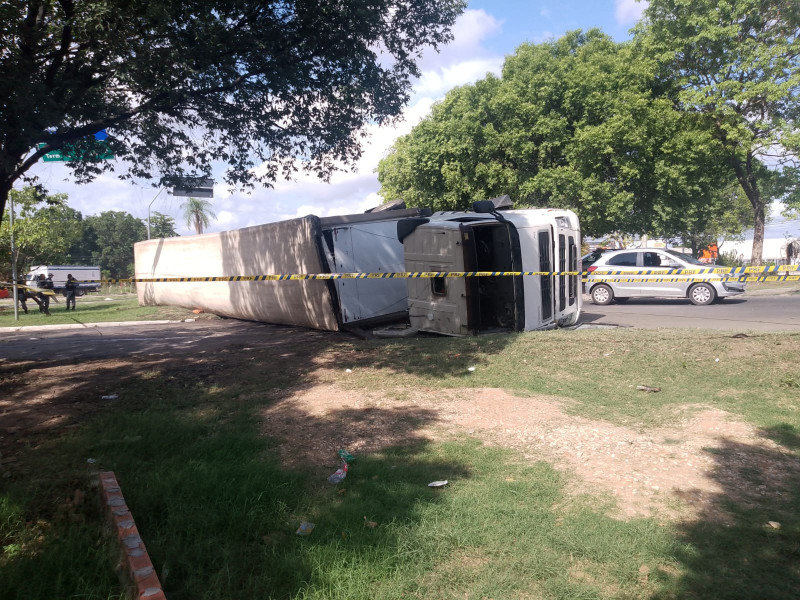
left=23, top=0, right=799, bottom=251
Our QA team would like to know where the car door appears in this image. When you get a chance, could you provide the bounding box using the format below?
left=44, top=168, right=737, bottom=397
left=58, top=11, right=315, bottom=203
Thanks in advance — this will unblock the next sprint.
left=596, top=251, right=642, bottom=297
left=635, top=251, right=682, bottom=297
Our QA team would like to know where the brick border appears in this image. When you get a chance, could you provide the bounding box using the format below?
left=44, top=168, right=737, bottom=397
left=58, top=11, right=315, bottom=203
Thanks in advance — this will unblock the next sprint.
left=99, top=471, right=167, bottom=600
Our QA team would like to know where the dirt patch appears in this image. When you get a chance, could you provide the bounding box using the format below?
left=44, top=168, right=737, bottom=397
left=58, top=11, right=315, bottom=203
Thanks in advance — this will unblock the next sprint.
left=3, top=340, right=796, bottom=521
left=261, top=385, right=799, bottom=519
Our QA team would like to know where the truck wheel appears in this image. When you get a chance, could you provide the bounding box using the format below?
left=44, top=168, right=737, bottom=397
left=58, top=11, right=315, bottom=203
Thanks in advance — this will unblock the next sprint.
left=591, top=284, right=614, bottom=305
left=76, top=289, right=85, bottom=297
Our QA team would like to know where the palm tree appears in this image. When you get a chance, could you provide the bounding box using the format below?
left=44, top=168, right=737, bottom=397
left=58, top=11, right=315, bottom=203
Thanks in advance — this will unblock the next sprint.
left=180, top=197, right=217, bottom=234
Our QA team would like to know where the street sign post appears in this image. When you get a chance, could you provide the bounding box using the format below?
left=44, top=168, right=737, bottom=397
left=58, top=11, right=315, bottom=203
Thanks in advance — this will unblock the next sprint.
left=170, top=178, right=214, bottom=198
left=38, top=141, right=114, bottom=162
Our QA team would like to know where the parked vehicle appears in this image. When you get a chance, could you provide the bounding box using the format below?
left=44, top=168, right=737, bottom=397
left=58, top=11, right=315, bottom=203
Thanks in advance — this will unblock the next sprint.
left=581, top=247, right=610, bottom=272
left=580, top=247, right=611, bottom=293
left=25, top=265, right=101, bottom=296
left=585, top=248, right=746, bottom=305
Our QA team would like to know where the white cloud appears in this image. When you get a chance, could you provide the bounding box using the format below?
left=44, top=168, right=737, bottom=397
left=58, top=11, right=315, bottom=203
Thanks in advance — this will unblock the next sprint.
left=215, top=210, right=237, bottom=226
left=615, top=0, right=648, bottom=26
left=418, top=9, right=503, bottom=71
left=414, top=58, right=503, bottom=98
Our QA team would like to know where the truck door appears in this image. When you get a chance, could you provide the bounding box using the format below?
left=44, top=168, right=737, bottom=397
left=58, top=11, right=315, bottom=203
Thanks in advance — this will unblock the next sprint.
left=405, top=225, right=470, bottom=335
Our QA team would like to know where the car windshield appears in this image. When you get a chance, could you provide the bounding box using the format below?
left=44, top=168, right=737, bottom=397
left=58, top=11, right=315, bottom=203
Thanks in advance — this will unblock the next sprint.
left=664, top=249, right=705, bottom=265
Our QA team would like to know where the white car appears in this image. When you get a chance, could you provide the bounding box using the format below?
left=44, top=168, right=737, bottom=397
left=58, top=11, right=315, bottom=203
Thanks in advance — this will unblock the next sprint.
left=585, top=248, right=746, bottom=305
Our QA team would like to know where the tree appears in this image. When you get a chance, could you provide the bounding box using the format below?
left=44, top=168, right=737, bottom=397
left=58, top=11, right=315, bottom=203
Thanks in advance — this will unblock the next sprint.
left=637, top=0, right=800, bottom=264
left=672, top=185, right=754, bottom=256
left=150, top=212, right=179, bottom=238
left=379, top=30, right=738, bottom=240
left=0, top=0, right=465, bottom=226
left=84, top=211, right=147, bottom=279
left=180, top=198, right=217, bottom=235
left=0, top=187, right=83, bottom=279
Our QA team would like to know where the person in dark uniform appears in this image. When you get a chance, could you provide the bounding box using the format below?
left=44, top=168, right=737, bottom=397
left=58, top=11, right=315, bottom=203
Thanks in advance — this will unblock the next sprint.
left=35, top=274, right=52, bottom=315
left=65, top=274, right=78, bottom=310
left=41, top=273, right=56, bottom=312
left=15, top=278, right=28, bottom=314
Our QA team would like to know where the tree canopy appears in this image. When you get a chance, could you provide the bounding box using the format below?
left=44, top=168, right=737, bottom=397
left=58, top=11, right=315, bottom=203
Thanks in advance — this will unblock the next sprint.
left=181, top=198, right=217, bottom=235
left=638, top=0, right=800, bottom=264
left=1, top=187, right=84, bottom=279
left=84, top=211, right=147, bottom=279
left=378, top=30, right=739, bottom=240
left=0, top=0, right=465, bottom=223
left=150, top=212, right=179, bottom=239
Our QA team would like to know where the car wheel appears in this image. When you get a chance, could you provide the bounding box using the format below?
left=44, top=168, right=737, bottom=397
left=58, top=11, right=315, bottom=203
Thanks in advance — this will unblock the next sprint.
left=615, top=297, right=629, bottom=303
left=689, top=283, right=716, bottom=305
left=591, top=284, right=614, bottom=305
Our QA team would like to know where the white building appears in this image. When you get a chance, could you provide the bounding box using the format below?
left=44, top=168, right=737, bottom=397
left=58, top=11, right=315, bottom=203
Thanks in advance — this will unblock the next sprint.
left=722, top=210, right=800, bottom=264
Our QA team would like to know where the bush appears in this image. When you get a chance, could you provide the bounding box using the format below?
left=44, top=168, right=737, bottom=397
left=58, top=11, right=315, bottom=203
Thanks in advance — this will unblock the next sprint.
left=716, top=249, right=744, bottom=267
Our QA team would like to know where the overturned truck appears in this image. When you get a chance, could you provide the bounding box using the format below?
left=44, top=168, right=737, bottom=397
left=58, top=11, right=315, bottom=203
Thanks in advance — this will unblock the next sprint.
left=134, top=202, right=581, bottom=335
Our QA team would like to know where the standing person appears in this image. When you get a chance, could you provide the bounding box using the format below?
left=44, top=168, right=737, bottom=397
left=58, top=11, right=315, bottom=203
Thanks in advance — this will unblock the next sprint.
left=42, top=273, right=56, bottom=311
left=36, top=274, right=52, bottom=315
left=15, top=277, right=28, bottom=314
left=64, top=274, right=77, bottom=310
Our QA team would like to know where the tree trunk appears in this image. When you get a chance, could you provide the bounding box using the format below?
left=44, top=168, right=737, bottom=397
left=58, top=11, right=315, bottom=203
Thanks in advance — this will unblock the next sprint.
left=751, top=202, right=766, bottom=266
left=0, top=170, right=14, bottom=226
left=727, top=152, right=765, bottom=266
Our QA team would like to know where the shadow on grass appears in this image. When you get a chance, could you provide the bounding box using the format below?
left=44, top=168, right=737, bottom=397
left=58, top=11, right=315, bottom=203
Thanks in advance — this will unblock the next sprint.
left=1, top=399, right=470, bottom=599
left=762, top=424, right=800, bottom=451
left=0, top=332, right=477, bottom=600
left=657, top=436, right=800, bottom=600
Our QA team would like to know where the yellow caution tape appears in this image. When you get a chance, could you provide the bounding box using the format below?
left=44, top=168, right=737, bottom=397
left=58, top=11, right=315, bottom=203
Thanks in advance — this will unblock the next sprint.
left=55, top=264, right=800, bottom=285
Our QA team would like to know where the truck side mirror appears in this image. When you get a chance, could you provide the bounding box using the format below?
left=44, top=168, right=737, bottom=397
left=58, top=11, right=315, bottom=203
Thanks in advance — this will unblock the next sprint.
left=397, top=218, right=430, bottom=243
left=472, top=200, right=495, bottom=213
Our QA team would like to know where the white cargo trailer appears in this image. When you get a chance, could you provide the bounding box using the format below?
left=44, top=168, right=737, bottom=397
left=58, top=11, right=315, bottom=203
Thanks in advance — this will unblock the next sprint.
left=134, top=209, right=426, bottom=331
left=26, top=265, right=101, bottom=295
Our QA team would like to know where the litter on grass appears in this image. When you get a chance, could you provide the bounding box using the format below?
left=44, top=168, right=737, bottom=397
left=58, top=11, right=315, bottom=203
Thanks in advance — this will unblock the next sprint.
left=328, top=463, right=348, bottom=484
left=636, top=385, right=661, bottom=393
left=296, top=522, right=315, bottom=536
left=338, top=449, right=355, bottom=463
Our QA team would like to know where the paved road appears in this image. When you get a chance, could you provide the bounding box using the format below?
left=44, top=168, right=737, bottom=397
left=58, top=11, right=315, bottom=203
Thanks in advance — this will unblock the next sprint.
left=580, top=293, right=800, bottom=331
left=0, top=319, right=335, bottom=363
left=1, top=292, right=797, bottom=363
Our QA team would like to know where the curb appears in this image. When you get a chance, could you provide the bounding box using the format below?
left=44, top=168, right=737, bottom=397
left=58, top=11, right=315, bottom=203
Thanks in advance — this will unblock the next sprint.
left=0, top=320, right=189, bottom=334
left=99, top=471, right=167, bottom=600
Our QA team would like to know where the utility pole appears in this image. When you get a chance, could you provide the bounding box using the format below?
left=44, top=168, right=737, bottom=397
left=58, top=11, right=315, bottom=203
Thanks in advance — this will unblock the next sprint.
left=147, top=187, right=165, bottom=240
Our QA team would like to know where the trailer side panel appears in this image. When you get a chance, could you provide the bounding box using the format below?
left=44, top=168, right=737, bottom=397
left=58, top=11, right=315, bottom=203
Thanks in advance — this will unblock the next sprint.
left=134, top=216, right=340, bottom=331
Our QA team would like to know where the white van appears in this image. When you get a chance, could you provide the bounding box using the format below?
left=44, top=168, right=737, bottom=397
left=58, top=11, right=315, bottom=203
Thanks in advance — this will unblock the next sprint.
left=26, top=265, right=102, bottom=295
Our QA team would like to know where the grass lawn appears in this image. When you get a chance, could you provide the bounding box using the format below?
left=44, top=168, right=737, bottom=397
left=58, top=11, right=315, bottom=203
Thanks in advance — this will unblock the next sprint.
left=1, top=327, right=799, bottom=599
left=0, top=293, right=207, bottom=327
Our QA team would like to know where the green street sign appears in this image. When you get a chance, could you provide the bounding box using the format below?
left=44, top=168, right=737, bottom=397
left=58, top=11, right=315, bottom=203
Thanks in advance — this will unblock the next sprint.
left=38, top=142, right=114, bottom=162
